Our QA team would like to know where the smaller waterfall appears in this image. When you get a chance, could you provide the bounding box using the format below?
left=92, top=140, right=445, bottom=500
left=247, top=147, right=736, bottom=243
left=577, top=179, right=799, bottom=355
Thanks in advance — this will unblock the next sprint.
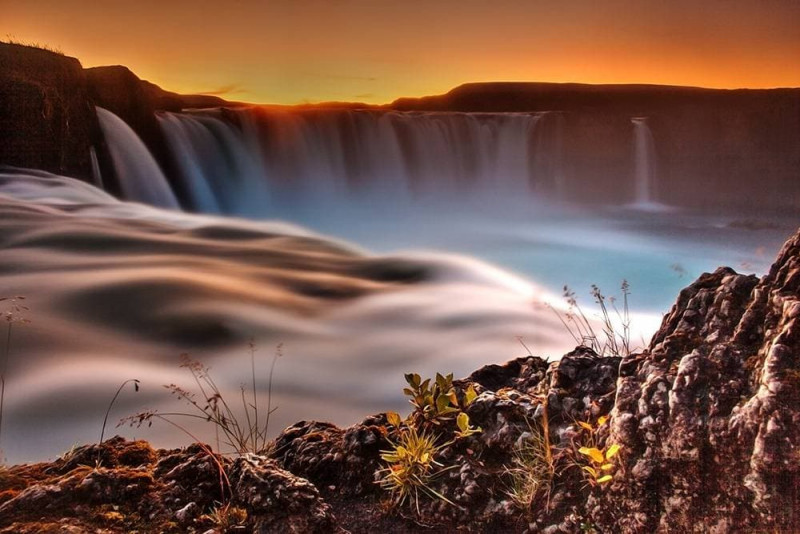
left=89, top=146, right=103, bottom=189
left=631, top=117, right=657, bottom=205
left=96, top=107, right=180, bottom=209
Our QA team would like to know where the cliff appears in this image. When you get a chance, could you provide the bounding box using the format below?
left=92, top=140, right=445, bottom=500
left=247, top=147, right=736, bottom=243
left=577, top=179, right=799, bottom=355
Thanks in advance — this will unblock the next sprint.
left=0, top=43, right=236, bottom=195
left=2, top=227, right=799, bottom=532
left=0, top=43, right=99, bottom=180
left=392, top=82, right=800, bottom=210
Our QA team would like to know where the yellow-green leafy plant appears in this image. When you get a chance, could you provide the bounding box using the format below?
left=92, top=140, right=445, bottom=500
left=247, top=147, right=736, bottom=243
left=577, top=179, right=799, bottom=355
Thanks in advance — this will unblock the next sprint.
left=403, top=372, right=480, bottom=426
left=454, top=412, right=482, bottom=439
left=575, top=415, right=621, bottom=486
left=378, top=425, right=454, bottom=514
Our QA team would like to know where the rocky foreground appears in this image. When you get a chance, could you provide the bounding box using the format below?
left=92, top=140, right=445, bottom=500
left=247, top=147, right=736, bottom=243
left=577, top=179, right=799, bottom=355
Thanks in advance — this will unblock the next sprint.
left=2, top=228, right=800, bottom=533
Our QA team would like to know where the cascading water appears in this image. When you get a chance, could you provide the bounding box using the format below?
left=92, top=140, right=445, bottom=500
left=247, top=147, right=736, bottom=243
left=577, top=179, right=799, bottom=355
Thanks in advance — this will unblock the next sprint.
left=631, top=117, right=657, bottom=205
left=96, top=107, right=180, bottom=209
left=157, top=108, right=546, bottom=215
left=89, top=146, right=103, bottom=189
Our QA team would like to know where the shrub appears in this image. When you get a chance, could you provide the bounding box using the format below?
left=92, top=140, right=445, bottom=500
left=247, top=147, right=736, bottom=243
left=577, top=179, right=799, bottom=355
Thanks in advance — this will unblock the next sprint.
left=402, top=372, right=479, bottom=426
left=377, top=426, right=453, bottom=514
left=574, top=416, right=621, bottom=487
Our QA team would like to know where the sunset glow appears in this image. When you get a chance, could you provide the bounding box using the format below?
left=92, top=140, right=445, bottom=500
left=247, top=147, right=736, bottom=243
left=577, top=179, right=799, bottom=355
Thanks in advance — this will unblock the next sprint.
left=4, top=0, right=800, bottom=104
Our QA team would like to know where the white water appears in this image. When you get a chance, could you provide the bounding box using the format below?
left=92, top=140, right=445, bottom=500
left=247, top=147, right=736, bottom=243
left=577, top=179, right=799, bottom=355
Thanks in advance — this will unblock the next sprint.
left=96, top=107, right=180, bottom=209
left=632, top=117, right=657, bottom=205
left=157, top=109, right=549, bottom=213
left=1, top=107, right=794, bottom=463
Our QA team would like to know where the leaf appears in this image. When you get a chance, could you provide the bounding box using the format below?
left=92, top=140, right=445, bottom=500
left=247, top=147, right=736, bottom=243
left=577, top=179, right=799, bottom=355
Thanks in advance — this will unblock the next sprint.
left=600, top=463, right=614, bottom=471
left=605, top=443, right=621, bottom=460
left=404, top=373, right=415, bottom=387
left=386, top=411, right=402, bottom=427
left=578, top=447, right=605, bottom=464
left=596, top=474, right=613, bottom=484
left=578, top=421, right=593, bottom=431
left=436, top=394, right=451, bottom=413
left=448, top=390, right=459, bottom=406
left=457, top=412, right=469, bottom=432
left=465, top=385, right=478, bottom=405
left=435, top=373, right=446, bottom=390
left=582, top=465, right=597, bottom=478
left=402, top=388, right=415, bottom=397
left=597, top=415, right=608, bottom=426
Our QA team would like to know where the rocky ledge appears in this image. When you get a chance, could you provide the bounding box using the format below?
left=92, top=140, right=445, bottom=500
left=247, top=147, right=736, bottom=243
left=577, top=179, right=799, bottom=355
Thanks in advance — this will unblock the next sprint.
left=2, top=230, right=799, bottom=533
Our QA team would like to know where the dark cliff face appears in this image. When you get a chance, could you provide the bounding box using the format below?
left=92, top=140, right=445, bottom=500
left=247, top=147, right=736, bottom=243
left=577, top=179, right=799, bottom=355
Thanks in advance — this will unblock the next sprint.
left=0, top=44, right=234, bottom=199
left=0, top=43, right=99, bottom=181
left=393, top=83, right=800, bottom=210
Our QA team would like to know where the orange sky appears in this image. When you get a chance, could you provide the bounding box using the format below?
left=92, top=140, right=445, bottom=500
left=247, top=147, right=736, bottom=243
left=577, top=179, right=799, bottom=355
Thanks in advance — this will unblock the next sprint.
left=4, top=1, right=800, bottom=105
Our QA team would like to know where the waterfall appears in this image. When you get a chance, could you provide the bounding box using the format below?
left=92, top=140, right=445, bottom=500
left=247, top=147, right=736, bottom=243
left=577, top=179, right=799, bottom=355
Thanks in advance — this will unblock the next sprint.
left=95, top=107, right=180, bottom=209
left=156, top=108, right=545, bottom=216
left=531, top=112, right=565, bottom=198
left=89, top=146, right=103, bottom=189
left=631, top=117, right=657, bottom=205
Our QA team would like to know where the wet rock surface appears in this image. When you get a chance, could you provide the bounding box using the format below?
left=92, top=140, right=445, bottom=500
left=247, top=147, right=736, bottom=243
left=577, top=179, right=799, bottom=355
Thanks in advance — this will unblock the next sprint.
left=2, top=229, right=799, bottom=532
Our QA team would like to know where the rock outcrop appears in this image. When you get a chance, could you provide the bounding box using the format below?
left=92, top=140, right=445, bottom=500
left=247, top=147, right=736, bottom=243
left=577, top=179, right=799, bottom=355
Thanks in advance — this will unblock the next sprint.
left=600, top=233, right=800, bottom=532
left=0, top=43, right=236, bottom=199
left=1, top=229, right=799, bottom=532
left=0, top=42, right=99, bottom=181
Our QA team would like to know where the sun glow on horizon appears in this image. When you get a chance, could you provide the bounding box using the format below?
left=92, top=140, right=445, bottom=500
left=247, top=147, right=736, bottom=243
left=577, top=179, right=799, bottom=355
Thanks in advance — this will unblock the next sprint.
left=3, top=0, right=800, bottom=105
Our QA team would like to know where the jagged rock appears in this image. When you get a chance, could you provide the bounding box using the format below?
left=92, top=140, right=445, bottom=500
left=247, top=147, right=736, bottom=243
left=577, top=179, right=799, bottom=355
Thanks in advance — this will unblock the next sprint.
left=597, top=234, right=800, bottom=532
left=58, top=436, right=157, bottom=473
left=228, top=455, right=339, bottom=533
left=0, top=440, right=337, bottom=533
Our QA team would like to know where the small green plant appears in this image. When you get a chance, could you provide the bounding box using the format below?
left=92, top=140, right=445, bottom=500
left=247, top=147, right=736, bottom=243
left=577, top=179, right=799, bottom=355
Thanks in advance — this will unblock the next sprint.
left=403, top=372, right=479, bottom=426
left=202, top=502, right=248, bottom=532
left=547, top=281, right=634, bottom=357
left=0, top=296, right=29, bottom=459
left=574, top=415, right=621, bottom=486
left=378, top=426, right=454, bottom=514
left=379, top=373, right=482, bottom=514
